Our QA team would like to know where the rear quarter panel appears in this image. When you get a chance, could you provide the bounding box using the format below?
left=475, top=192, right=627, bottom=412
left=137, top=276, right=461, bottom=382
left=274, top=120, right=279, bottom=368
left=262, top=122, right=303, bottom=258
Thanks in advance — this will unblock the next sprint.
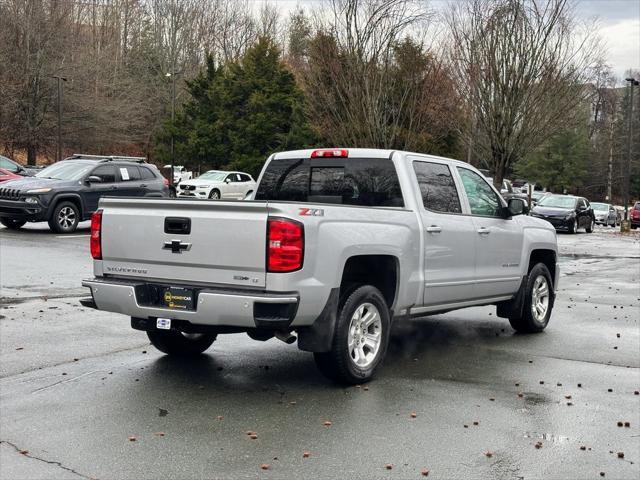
left=266, top=202, right=421, bottom=325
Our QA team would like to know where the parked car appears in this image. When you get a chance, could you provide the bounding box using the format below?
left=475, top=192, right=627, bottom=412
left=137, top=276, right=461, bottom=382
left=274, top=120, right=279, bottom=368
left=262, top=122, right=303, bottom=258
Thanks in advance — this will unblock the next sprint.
left=590, top=202, right=618, bottom=227
left=177, top=170, right=256, bottom=200
left=530, top=194, right=595, bottom=234
left=0, top=168, right=22, bottom=183
left=631, top=201, right=640, bottom=229
left=81, top=148, right=559, bottom=384
left=0, top=155, right=39, bottom=177
left=529, top=191, right=550, bottom=206
left=0, top=154, right=168, bottom=233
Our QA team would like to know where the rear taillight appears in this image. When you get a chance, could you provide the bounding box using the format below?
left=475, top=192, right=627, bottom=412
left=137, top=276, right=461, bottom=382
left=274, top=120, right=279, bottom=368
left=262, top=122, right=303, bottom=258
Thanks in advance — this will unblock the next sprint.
left=90, top=210, right=103, bottom=259
left=163, top=177, right=169, bottom=186
left=267, top=217, right=304, bottom=272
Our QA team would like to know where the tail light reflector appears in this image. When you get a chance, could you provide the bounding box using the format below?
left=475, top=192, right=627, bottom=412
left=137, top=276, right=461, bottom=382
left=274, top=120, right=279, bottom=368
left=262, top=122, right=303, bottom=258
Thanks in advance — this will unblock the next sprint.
left=90, top=210, right=103, bottom=259
left=267, top=217, right=304, bottom=272
left=311, top=149, right=348, bottom=158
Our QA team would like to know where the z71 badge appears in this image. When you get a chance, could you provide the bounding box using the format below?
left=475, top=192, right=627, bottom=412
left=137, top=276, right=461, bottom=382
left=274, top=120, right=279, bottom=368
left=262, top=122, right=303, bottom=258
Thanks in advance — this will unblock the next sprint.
left=299, top=208, right=324, bottom=216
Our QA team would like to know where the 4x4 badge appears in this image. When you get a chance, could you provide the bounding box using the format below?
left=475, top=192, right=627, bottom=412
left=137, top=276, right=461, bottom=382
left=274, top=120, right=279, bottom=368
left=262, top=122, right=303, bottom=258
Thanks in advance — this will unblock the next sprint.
left=299, top=208, right=324, bottom=216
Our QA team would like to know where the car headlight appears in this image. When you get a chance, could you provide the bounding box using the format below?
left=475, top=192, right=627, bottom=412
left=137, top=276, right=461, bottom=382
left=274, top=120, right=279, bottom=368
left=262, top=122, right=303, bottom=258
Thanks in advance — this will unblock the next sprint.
left=196, top=185, right=210, bottom=189
left=565, top=213, right=575, bottom=220
left=25, top=188, right=52, bottom=194
left=24, top=196, right=39, bottom=204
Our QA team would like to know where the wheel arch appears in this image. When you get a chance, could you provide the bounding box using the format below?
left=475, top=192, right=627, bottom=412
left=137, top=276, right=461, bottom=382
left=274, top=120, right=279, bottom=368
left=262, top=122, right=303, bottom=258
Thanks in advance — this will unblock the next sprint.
left=339, top=254, right=399, bottom=310
left=528, top=249, right=557, bottom=288
left=49, top=193, right=85, bottom=219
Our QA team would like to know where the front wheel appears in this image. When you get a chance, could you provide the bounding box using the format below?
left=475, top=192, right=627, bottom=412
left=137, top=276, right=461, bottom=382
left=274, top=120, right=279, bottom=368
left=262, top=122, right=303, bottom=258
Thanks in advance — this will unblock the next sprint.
left=208, top=189, right=220, bottom=200
left=568, top=218, right=577, bottom=234
left=147, top=329, right=216, bottom=355
left=509, top=263, right=554, bottom=333
left=0, top=218, right=26, bottom=230
left=48, top=201, right=80, bottom=233
left=314, top=285, right=390, bottom=384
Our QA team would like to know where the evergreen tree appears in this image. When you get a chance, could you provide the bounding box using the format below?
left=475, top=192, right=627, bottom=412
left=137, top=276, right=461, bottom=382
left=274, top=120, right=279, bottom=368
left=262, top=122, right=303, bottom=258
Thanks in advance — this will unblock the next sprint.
left=155, top=37, right=314, bottom=177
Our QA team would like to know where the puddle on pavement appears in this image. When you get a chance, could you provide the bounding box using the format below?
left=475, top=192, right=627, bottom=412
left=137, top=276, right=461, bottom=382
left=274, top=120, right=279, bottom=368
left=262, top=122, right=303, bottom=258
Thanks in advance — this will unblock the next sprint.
left=524, top=432, right=571, bottom=443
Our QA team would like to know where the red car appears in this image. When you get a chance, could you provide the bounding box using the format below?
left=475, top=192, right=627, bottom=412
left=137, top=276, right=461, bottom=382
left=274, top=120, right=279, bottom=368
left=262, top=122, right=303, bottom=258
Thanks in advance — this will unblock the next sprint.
left=631, top=201, right=640, bottom=229
left=0, top=168, right=21, bottom=183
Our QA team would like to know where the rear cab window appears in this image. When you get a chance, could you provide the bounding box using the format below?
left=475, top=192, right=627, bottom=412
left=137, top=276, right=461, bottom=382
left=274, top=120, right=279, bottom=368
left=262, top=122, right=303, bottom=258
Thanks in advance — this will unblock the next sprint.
left=255, top=158, right=404, bottom=207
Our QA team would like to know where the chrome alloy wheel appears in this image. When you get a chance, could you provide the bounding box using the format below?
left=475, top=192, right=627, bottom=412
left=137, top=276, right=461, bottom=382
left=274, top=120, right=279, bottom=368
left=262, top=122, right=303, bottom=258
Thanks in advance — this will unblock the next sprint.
left=347, top=303, right=382, bottom=368
left=531, top=275, right=550, bottom=323
left=57, top=206, right=76, bottom=230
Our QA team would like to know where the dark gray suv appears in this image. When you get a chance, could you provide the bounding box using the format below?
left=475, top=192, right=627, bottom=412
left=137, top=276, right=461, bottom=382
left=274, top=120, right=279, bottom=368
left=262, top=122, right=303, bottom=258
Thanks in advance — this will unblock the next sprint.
left=0, top=154, right=169, bottom=233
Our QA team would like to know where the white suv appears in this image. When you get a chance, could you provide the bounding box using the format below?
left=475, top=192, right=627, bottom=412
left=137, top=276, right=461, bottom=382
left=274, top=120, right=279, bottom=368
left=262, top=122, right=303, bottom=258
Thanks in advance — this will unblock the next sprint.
left=177, top=170, right=256, bottom=200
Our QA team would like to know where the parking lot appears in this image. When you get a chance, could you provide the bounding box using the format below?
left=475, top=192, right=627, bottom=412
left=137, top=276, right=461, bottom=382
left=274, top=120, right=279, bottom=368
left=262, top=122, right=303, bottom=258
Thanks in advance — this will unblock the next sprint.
left=1, top=224, right=639, bottom=479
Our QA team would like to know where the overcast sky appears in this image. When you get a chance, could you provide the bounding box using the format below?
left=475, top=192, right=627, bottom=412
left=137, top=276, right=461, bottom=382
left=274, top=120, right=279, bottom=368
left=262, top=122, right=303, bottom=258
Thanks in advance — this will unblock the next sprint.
left=252, top=0, right=639, bottom=82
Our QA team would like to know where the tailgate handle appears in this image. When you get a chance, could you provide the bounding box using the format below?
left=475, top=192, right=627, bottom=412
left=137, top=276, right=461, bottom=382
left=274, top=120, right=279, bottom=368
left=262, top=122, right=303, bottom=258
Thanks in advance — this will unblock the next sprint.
left=164, top=217, right=191, bottom=235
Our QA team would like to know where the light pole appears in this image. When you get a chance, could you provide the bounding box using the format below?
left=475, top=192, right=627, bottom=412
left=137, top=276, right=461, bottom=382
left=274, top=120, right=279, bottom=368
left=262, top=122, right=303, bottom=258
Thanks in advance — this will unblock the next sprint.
left=165, top=71, right=180, bottom=189
left=623, top=77, right=638, bottom=227
left=52, top=75, right=67, bottom=161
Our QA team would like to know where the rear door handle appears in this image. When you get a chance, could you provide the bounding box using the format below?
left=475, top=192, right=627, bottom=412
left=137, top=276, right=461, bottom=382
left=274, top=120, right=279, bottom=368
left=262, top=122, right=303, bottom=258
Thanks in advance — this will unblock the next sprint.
left=426, top=225, right=442, bottom=233
left=477, top=227, right=490, bottom=235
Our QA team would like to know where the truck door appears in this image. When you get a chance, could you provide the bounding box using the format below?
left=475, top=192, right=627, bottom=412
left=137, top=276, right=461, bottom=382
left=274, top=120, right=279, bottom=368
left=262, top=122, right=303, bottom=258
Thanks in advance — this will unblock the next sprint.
left=412, top=160, right=477, bottom=306
left=456, top=167, right=523, bottom=298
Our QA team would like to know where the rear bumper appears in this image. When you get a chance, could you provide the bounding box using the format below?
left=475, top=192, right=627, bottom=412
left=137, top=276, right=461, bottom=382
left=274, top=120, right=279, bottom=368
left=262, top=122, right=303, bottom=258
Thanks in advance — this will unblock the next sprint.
left=0, top=199, right=47, bottom=220
left=81, top=277, right=299, bottom=329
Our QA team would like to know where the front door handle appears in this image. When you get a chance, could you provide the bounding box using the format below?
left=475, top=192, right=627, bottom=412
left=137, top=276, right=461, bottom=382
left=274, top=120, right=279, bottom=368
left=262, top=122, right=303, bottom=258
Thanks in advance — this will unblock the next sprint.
left=426, top=225, right=442, bottom=233
left=140, top=183, right=148, bottom=188
left=477, top=227, right=490, bottom=235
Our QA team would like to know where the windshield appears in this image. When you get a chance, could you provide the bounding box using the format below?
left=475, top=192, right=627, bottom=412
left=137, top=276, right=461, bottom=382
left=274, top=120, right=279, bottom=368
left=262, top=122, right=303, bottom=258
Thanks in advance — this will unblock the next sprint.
left=537, top=195, right=577, bottom=209
left=198, top=171, right=227, bottom=181
left=591, top=202, right=608, bottom=211
left=35, top=162, right=92, bottom=180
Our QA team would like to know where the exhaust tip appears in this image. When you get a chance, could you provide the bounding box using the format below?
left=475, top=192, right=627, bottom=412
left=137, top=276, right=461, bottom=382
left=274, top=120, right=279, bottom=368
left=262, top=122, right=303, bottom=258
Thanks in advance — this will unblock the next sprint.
left=275, top=331, right=297, bottom=344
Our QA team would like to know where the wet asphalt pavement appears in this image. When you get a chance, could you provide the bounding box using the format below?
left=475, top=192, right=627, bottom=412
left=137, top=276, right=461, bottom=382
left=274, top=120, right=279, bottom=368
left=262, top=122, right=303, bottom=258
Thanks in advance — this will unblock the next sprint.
left=1, top=223, right=639, bottom=479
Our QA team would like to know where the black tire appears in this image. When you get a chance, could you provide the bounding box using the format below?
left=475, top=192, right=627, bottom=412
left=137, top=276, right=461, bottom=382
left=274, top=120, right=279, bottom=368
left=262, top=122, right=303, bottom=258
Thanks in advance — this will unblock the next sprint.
left=586, top=218, right=594, bottom=233
left=48, top=201, right=80, bottom=233
left=314, top=285, right=390, bottom=384
left=169, top=186, right=177, bottom=198
left=208, top=189, right=220, bottom=200
left=568, top=218, right=577, bottom=234
left=509, top=263, right=554, bottom=333
left=0, top=218, right=26, bottom=230
left=147, top=329, right=216, bottom=356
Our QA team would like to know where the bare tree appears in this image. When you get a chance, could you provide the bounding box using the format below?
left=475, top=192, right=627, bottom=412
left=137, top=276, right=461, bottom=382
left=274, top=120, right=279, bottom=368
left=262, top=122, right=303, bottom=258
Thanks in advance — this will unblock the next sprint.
left=447, top=0, right=602, bottom=187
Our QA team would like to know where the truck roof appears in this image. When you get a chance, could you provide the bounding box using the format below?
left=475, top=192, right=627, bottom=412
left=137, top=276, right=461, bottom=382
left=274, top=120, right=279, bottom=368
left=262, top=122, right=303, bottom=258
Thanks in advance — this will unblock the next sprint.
left=272, top=148, right=470, bottom=167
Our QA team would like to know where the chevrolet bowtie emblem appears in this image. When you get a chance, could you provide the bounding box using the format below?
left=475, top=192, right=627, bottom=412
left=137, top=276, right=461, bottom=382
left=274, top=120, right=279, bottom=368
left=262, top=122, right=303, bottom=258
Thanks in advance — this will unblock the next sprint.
left=163, top=240, right=192, bottom=253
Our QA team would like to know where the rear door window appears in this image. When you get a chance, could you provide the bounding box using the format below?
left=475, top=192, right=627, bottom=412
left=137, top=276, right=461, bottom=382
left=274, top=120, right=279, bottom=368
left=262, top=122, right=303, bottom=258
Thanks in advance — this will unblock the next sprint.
left=256, top=158, right=404, bottom=207
left=413, top=161, right=461, bottom=214
left=118, top=166, right=141, bottom=182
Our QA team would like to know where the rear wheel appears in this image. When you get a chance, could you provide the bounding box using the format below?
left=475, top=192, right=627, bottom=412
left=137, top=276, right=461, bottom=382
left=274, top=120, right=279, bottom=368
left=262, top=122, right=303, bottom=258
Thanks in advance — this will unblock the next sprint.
left=0, top=218, right=26, bottom=230
left=48, top=201, right=80, bottom=233
left=314, top=285, right=390, bottom=384
left=147, top=329, right=216, bottom=355
left=509, top=263, right=553, bottom=333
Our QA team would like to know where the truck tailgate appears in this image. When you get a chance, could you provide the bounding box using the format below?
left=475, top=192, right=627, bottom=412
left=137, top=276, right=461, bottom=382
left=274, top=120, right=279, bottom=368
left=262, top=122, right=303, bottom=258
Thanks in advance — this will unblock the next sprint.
left=99, top=198, right=268, bottom=287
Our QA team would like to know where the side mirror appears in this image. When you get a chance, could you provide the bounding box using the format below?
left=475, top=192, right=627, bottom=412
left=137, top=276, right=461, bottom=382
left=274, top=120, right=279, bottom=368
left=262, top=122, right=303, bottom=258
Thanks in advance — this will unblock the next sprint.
left=86, top=175, right=102, bottom=183
left=578, top=205, right=587, bottom=211
left=225, top=178, right=231, bottom=184
left=507, top=198, right=528, bottom=216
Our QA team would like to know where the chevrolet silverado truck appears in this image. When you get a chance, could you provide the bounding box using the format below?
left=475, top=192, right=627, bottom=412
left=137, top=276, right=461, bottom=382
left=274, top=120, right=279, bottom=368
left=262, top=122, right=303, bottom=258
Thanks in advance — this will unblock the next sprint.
left=81, top=148, right=559, bottom=384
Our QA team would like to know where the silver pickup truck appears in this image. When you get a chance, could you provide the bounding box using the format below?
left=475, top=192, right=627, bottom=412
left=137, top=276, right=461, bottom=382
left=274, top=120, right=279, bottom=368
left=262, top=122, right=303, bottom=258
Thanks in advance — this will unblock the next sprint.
left=81, top=148, right=559, bottom=384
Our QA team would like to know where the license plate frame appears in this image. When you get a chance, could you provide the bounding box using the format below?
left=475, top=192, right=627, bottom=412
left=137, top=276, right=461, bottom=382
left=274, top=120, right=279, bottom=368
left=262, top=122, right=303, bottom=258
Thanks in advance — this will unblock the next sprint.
left=162, top=286, right=196, bottom=311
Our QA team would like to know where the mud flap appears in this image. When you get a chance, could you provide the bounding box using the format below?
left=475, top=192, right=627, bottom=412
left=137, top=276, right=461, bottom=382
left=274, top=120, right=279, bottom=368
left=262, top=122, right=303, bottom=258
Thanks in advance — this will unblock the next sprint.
left=496, top=275, right=527, bottom=319
left=297, top=288, right=340, bottom=352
